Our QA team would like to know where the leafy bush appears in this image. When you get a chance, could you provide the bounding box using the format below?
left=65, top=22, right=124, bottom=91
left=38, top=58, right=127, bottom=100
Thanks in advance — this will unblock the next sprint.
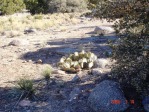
left=24, top=0, right=49, bottom=14
left=87, top=0, right=102, bottom=9
left=48, top=0, right=87, bottom=13
left=58, top=50, right=97, bottom=73
left=0, top=0, right=25, bottom=15
left=95, top=0, right=149, bottom=95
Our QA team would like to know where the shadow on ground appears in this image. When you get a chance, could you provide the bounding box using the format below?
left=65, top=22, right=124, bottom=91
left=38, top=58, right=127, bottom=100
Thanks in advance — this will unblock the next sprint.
left=0, top=74, right=105, bottom=112
left=0, top=72, right=145, bottom=112
left=20, top=35, right=117, bottom=66
left=0, top=32, right=144, bottom=112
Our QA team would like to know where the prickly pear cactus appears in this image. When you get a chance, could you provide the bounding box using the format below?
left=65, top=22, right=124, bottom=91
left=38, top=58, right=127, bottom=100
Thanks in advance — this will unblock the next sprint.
left=58, top=50, right=97, bottom=73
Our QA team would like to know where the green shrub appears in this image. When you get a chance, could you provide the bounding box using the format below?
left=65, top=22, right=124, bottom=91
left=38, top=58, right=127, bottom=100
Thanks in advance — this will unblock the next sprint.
left=24, top=0, right=49, bottom=14
left=17, top=78, right=35, bottom=98
left=47, top=0, right=87, bottom=13
left=42, top=66, right=52, bottom=81
left=0, top=0, right=25, bottom=15
left=95, top=0, right=149, bottom=96
left=42, top=66, right=53, bottom=89
left=87, top=0, right=102, bottom=9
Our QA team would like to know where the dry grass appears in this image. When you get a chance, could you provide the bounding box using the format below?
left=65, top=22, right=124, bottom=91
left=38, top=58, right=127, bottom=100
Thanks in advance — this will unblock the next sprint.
left=0, top=13, right=81, bottom=33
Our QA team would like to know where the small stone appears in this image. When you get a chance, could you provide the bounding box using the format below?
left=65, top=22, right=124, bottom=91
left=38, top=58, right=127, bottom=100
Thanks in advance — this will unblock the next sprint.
left=94, top=26, right=105, bottom=35
left=22, top=60, right=27, bottom=63
left=94, top=58, right=111, bottom=68
left=69, top=87, right=81, bottom=102
left=76, top=71, right=90, bottom=82
left=24, top=28, right=37, bottom=34
left=9, top=40, right=21, bottom=46
left=91, top=68, right=103, bottom=76
left=37, top=59, right=42, bottom=64
left=71, top=75, right=80, bottom=82
left=53, top=69, right=66, bottom=75
left=19, top=100, right=31, bottom=107
left=94, top=26, right=115, bottom=35
left=9, top=39, right=29, bottom=46
left=28, top=60, right=32, bottom=62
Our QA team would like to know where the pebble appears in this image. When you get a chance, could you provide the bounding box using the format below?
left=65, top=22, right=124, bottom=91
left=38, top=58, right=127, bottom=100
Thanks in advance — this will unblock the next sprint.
left=19, top=100, right=32, bottom=107
left=37, top=59, right=42, bottom=64
left=27, top=60, right=32, bottom=62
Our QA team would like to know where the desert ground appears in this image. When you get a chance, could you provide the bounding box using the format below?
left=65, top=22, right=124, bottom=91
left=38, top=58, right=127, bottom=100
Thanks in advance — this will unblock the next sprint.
left=0, top=13, right=142, bottom=112
left=0, top=13, right=115, bottom=88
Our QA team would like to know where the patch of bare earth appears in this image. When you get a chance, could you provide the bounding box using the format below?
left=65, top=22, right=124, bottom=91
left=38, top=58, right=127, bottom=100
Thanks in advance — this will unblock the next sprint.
left=0, top=13, right=116, bottom=112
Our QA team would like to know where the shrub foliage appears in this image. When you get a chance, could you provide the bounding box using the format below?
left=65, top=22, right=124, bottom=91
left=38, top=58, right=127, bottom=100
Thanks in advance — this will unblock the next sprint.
left=95, top=0, right=149, bottom=95
left=87, top=0, right=102, bottom=9
left=47, top=0, right=87, bottom=13
left=24, top=0, right=49, bottom=14
left=0, top=0, right=25, bottom=15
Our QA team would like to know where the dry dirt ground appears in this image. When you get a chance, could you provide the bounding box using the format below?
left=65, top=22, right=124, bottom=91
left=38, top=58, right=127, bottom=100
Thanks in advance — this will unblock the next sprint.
left=0, top=14, right=141, bottom=112
left=0, top=16, right=114, bottom=88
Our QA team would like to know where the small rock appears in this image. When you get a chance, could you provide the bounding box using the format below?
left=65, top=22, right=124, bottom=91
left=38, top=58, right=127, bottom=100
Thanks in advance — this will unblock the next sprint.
left=94, top=58, right=111, bottom=68
left=94, top=26, right=115, bottom=35
left=24, top=28, right=37, bottom=34
left=53, top=69, right=66, bottom=75
left=69, top=87, right=81, bottom=102
left=91, top=68, right=103, bottom=76
left=77, top=71, right=90, bottom=82
left=9, top=40, right=21, bottom=46
left=94, top=26, right=105, bottom=35
left=9, top=39, right=29, bottom=46
left=37, top=59, right=42, bottom=64
left=22, top=60, right=27, bottom=63
left=27, top=60, right=32, bottom=62
left=34, top=102, right=48, bottom=108
left=19, top=100, right=31, bottom=107
left=71, top=75, right=80, bottom=82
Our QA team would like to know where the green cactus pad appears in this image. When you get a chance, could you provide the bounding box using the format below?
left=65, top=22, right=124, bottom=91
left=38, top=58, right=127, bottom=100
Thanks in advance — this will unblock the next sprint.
left=58, top=50, right=98, bottom=73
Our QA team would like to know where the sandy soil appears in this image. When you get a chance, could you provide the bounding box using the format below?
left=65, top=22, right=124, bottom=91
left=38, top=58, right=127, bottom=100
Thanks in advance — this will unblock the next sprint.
left=0, top=16, right=114, bottom=88
left=0, top=13, right=145, bottom=112
left=0, top=15, right=123, bottom=112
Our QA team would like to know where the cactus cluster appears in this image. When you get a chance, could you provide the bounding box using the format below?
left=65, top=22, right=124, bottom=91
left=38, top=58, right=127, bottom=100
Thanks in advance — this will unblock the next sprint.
left=58, top=50, right=97, bottom=73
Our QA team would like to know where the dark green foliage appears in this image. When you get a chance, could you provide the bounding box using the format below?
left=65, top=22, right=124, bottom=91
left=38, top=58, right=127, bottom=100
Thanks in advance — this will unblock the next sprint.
left=87, top=0, right=101, bottom=9
left=95, top=0, right=149, bottom=95
left=0, top=0, right=25, bottom=15
left=47, top=0, right=87, bottom=13
left=24, top=0, right=49, bottom=14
